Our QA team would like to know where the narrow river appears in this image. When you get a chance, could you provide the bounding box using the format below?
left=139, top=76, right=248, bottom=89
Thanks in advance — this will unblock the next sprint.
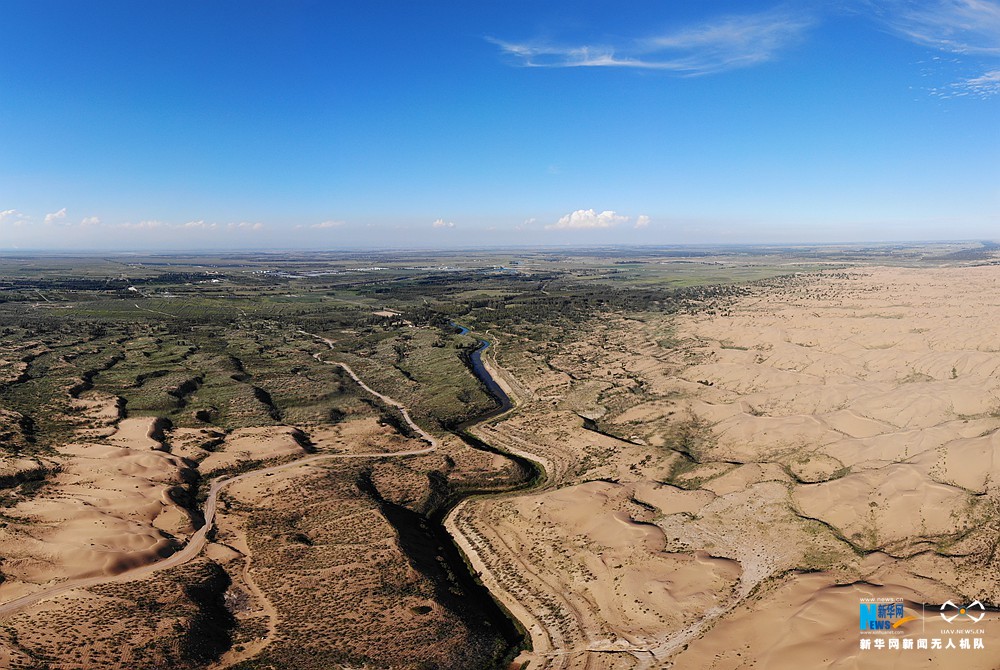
left=453, top=322, right=514, bottom=420
left=361, top=322, right=541, bottom=668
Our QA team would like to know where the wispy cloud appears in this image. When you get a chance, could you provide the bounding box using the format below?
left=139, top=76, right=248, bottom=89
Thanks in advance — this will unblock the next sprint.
left=432, top=218, right=456, bottom=228
left=44, top=207, right=67, bottom=224
left=931, top=68, right=1000, bottom=97
left=548, top=209, right=629, bottom=230
left=960, top=68, right=1000, bottom=94
left=117, top=219, right=242, bottom=232
left=490, top=8, right=815, bottom=75
left=1, top=214, right=269, bottom=237
left=879, top=0, right=1000, bottom=96
left=881, top=0, right=1000, bottom=55
left=635, top=214, right=651, bottom=229
left=311, top=220, right=345, bottom=229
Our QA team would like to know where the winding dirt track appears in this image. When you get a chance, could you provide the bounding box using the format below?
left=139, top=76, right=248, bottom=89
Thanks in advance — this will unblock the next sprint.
left=299, top=330, right=439, bottom=449
left=0, top=335, right=436, bottom=619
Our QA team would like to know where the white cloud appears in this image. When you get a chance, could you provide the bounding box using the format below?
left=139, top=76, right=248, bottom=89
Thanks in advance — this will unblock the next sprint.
left=489, top=8, right=814, bottom=75
left=515, top=217, right=537, bottom=231
left=0, top=209, right=24, bottom=224
left=548, top=209, right=630, bottom=230
left=44, top=207, right=67, bottom=224
left=961, top=68, right=1000, bottom=94
left=311, top=220, right=346, bottom=229
left=106, top=219, right=225, bottom=232
left=80, top=216, right=101, bottom=227
left=432, top=218, right=456, bottom=228
left=635, top=214, right=651, bottom=229
left=228, top=222, right=264, bottom=232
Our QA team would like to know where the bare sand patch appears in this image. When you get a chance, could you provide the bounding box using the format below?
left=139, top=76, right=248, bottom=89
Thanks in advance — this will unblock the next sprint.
left=794, top=464, right=977, bottom=552
left=660, top=267, right=1000, bottom=665
left=308, top=415, right=423, bottom=454
left=71, top=391, right=122, bottom=434
left=107, top=416, right=167, bottom=450
left=198, top=425, right=308, bottom=473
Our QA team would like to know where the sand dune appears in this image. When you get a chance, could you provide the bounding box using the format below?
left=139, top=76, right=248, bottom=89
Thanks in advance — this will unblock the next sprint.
left=666, top=267, right=1000, bottom=666
left=670, top=572, right=994, bottom=669
left=0, top=409, right=195, bottom=595
left=794, top=464, right=974, bottom=551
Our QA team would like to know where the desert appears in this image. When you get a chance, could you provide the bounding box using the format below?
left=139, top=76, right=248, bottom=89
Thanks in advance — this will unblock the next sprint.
left=454, top=264, right=1000, bottom=668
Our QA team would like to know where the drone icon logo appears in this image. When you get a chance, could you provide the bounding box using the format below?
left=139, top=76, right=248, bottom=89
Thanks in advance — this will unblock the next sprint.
left=940, top=600, right=986, bottom=624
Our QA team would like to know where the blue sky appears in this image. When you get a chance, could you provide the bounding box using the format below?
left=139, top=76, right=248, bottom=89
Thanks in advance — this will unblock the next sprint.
left=1, top=0, right=998, bottom=250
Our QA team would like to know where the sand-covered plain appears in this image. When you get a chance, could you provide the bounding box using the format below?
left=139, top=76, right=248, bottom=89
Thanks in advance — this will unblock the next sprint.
left=457, top=266, right=1000, bottom=668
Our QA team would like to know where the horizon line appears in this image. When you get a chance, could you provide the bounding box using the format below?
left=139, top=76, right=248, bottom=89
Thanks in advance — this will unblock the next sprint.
left=0, top=239, right=996, bottom=256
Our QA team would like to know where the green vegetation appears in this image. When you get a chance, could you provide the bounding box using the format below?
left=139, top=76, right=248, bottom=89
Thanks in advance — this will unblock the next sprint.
left=0, top=247, right=811, bottom=454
